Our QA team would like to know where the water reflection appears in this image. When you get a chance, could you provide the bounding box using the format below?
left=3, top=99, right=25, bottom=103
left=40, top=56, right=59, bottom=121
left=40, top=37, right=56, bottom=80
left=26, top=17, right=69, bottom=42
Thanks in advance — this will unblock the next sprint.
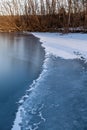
left=0, top=33, right=45, bottom=130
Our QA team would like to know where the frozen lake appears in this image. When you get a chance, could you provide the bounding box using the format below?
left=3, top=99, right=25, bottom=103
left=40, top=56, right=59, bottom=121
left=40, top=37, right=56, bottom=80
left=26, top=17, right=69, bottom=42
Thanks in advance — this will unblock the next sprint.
left=0, top=32, right=87, bottom=130
left=20, top=54, right=87, bottom=130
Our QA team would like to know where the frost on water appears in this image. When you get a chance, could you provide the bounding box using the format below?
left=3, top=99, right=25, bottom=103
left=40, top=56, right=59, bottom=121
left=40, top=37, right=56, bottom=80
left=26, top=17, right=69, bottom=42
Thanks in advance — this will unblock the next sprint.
left=12, top=54, right=87, bottom=130
left=12, top=53, right=50, bottom=130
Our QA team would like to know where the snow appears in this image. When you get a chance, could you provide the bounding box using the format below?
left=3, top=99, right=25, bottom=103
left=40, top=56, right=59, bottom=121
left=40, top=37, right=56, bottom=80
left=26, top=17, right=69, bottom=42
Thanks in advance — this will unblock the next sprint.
left=33, top=33, right=87, bottom=60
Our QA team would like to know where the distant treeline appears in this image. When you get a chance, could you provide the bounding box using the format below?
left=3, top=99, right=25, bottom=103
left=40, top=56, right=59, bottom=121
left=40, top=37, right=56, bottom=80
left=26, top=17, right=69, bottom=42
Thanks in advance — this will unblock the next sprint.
left=0, top=0, right=87, bottom=32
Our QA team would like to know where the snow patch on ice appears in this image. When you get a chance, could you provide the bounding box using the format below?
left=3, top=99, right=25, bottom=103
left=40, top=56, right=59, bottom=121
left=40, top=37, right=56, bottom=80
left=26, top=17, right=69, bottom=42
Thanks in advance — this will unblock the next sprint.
left=33, top=32, right=87, bottom=60
left=11, top=106, right=24, bottom=130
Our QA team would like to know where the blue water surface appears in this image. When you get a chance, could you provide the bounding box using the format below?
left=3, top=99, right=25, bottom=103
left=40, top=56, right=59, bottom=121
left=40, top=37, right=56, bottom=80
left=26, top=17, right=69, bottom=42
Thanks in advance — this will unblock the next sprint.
left=0, top=33, right=45, bottom=130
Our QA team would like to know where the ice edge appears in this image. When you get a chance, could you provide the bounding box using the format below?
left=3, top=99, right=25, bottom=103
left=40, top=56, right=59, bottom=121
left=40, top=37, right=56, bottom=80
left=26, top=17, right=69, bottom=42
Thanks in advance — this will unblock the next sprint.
left=12, top=32, right=87, bottom=130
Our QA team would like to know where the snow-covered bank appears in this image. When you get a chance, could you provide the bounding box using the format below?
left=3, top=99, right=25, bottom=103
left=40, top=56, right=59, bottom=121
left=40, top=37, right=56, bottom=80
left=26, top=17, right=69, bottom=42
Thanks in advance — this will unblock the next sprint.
left=33, top=33, right=87, bottom=60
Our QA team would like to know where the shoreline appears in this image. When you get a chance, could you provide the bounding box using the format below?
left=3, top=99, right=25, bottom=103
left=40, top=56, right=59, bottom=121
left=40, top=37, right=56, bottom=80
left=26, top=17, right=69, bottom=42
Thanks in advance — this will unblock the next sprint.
left=0, top=28, right=87, bottom=33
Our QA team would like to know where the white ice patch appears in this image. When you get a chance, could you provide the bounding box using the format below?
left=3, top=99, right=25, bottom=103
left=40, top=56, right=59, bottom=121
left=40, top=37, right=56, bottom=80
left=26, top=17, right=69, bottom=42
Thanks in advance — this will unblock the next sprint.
left=11, top=106, right=24, bottom=130
left=32, top=32, right=87, bottom=60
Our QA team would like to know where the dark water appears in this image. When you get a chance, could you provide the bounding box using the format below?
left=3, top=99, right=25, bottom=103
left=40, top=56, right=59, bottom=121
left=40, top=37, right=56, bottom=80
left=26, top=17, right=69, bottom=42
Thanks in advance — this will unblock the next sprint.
left=0, top=33, right=45, bottom=130
left=20, top=54, right=87, bottom=130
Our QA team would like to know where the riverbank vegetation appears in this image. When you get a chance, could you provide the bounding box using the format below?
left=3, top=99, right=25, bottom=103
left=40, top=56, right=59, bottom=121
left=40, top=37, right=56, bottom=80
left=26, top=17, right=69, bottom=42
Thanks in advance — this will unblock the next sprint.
left=0, top=0, right=87, bottom=33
